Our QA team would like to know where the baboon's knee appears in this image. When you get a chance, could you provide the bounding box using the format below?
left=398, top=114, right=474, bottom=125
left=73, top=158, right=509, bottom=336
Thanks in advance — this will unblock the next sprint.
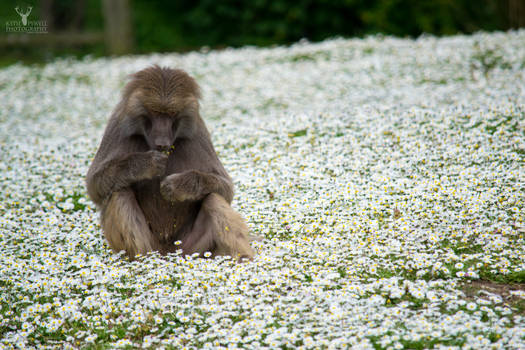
left=101, top=190, right=156, bottom=258
left=201, top=193, right=254, bottom=260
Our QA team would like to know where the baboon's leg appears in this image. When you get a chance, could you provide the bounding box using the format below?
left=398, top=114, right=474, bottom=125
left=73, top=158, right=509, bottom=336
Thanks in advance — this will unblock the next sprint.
left=181, top=193, right=255, bottom=260
left=101, top=189, right=158, bottom=258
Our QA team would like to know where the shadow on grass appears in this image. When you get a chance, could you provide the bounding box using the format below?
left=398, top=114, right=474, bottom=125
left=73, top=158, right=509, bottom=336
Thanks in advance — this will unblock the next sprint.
left=461, top=279, right=525, bottom=315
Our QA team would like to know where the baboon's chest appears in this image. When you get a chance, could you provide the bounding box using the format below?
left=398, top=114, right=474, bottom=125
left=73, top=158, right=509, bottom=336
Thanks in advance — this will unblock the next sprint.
left=132, top=179, right=199, bottom=243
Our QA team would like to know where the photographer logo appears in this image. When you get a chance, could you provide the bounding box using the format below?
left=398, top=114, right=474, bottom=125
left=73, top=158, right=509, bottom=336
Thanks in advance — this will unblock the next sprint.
left=6, top=5, right=48, bottom=33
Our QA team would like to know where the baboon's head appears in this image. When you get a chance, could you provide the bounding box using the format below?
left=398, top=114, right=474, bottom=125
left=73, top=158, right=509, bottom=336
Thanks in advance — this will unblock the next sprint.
left=121, top=66, right=201, bottom=151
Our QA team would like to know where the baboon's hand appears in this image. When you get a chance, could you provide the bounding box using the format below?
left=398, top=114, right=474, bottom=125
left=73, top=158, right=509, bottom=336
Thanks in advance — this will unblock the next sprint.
left=134, top=150, right=168, bottom=180
left=160, top=171, right=201, bottom=202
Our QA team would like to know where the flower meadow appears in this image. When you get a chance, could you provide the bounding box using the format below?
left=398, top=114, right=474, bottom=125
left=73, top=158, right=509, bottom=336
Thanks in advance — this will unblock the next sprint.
left=0, top=30, right=524, bottom=349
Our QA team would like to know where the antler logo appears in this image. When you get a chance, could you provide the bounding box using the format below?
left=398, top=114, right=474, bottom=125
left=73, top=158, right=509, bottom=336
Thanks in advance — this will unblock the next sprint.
left=6, top=4, right=46, bottom=33
left=15, top=6, right=32, bottom=26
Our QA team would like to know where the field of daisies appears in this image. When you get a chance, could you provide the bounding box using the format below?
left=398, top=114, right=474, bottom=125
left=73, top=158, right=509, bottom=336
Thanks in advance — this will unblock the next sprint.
left=0, top=30, right=524, bottom=349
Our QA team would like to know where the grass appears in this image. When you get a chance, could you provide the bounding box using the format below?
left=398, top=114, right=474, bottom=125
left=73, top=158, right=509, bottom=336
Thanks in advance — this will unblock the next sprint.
left=0, top=30, right=524, bottom=349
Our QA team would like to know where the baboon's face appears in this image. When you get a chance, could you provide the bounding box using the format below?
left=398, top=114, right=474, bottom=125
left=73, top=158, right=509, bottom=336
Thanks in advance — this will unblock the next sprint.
left=142, top=113, right=175, bottom=151
left=125, top=92, right=199, bottom=151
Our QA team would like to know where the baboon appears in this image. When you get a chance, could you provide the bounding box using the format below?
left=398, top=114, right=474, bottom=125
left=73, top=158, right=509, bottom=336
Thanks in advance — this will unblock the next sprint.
left=86, top=66, right=257, bottom=260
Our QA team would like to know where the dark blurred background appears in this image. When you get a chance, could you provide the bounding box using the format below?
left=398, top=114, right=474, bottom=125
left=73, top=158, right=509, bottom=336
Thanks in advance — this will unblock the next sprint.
left=1, top=0, right=524, bottom=66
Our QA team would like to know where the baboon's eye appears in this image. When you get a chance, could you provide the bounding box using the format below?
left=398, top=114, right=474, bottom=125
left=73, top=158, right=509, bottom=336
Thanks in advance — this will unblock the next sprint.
left=143, top=116, right=152, bottom=131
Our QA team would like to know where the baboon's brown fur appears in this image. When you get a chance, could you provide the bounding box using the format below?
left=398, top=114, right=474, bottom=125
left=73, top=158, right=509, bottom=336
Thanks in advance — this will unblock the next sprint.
left=86, top=66, right=257, bottom=260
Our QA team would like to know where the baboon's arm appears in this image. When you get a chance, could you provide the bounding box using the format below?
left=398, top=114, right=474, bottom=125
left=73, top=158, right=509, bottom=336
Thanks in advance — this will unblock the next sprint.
left=159, top=130, right=235, bottom=204
left=87, top=150, right=167, bottom=206
left=160, top=170, right=234, bottom=204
